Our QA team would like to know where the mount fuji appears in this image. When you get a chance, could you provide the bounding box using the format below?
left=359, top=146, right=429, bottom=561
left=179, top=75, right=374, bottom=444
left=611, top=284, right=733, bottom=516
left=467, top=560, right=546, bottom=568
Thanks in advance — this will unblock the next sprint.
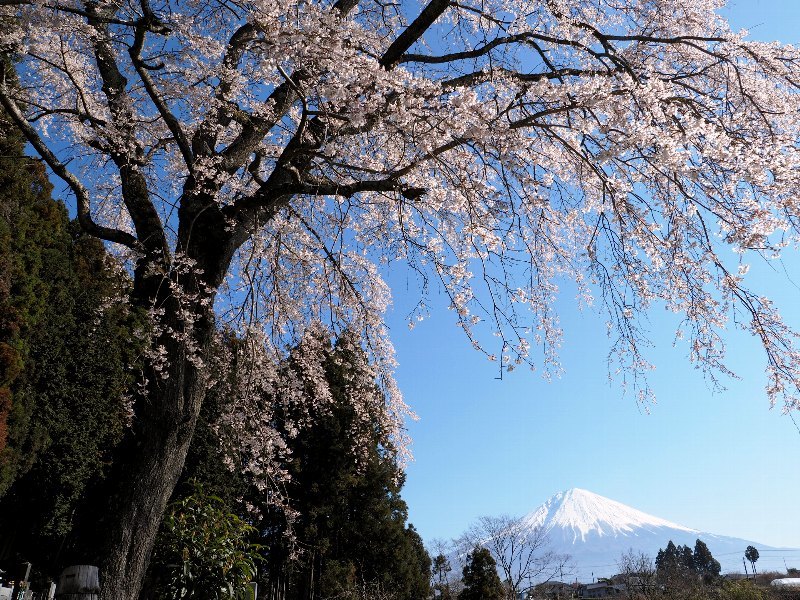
left=522, top=489, right=790, bottom=581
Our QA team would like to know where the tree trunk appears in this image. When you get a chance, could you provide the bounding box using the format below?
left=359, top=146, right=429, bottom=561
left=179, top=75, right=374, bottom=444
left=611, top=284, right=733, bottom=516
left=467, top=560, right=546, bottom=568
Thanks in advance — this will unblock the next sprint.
left=98, top=406, right=196, bottom=599
left=86, top=173, right=242, bottom=598
left=96, top=298, right=216, bottom=600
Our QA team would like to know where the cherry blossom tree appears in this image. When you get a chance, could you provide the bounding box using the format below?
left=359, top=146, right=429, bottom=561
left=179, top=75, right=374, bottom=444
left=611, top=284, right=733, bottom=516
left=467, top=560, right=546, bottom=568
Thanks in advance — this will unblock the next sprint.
left=2, top=0, right=800, bottom=596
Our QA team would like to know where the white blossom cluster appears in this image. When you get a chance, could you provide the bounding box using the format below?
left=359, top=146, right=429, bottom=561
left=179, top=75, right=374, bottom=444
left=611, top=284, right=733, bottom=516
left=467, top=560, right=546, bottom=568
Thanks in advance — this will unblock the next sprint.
left=210, top=326, right=409, bottom=515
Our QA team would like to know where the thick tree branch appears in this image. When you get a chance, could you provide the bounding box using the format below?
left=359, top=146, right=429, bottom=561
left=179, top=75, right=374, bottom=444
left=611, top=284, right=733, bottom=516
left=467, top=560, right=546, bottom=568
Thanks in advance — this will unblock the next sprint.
left=442, top=66, right=623, bottom=89
left=193, top=23, right=259, bottom=162
left=231, top=176, right=422, bottom=214
left=129, top=3, right=194, bottom=172
left=229, top=0, right=451, bottom=229
left=380, top=0, right=451, bottom=69
left=401, top=34, right=524, bottom=64
left=213, top=0, right=362, bottom=171
left=85, top=0, right=169, bottom=259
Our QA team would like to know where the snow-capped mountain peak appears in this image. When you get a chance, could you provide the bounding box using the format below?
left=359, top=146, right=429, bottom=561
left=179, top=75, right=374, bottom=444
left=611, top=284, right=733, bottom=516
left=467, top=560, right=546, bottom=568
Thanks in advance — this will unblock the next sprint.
left=522, top=488, right=696, bottom=542
left=511, top=489, right=790, bottom=580
left=450, top=489, right=792, bottom=581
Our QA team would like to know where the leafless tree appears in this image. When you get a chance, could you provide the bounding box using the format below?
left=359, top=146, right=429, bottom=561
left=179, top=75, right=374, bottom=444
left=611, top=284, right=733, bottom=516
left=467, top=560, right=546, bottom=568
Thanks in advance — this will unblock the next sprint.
left=458, top=515, right=572, bottom=599
left=617, top=549, right=657, bottom=599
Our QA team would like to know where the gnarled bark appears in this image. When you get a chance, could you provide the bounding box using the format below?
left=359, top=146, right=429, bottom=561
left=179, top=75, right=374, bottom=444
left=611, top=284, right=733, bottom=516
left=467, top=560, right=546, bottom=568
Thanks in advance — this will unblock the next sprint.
left=98, top=296, right=217, bottom=600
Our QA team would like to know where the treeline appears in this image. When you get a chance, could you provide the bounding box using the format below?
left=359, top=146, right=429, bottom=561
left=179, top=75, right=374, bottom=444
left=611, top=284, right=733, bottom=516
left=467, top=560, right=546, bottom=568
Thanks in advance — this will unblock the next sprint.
left=430, top=538, right=798, bottom=600
left=0, top=108, right=429, bottom=599
left=1, top=97, right=143, bottom=567
left=615, top=541, right=795, bottom=600
left=655, top=539, right=721, bottom=584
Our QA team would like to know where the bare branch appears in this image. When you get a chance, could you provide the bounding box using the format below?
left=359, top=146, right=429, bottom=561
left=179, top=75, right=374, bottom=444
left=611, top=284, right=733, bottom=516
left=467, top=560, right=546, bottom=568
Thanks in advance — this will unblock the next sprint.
left=85, top=1, right=169, bottom=259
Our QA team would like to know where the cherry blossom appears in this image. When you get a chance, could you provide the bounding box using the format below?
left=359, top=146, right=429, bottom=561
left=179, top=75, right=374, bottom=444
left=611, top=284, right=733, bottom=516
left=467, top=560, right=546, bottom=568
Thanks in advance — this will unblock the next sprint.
left=2, top=0, right=800, bottom=596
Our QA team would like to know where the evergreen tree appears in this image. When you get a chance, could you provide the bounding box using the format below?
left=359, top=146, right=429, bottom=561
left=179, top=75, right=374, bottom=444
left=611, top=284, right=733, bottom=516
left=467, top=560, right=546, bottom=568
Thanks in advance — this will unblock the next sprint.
left=170, top=336, right=430, bottom=600
left=656, top=541, right=694, bottom=584
left=263, top=340, right=430, bottom=600
left=694, top=540, right=721, bottom=582
left=656, top=541, right=680, bottom=581
left=656, top=539, right=720, bottom=587
left=458, top=547, right=504, bottom=600
left=432, top=554, right=455, bottom=600
left=0, top=89, right=142, bottom=577
left=0, top=78, right=57, bottom=481
left=0, top=68, right=26, bottom=461
left=679, top=544, right=695, bottom=573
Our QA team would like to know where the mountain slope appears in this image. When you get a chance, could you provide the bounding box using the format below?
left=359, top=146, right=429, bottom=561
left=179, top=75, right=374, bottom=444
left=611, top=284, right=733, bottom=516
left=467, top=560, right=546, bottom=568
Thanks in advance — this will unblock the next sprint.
left=522, top=489, right=790, bottom=580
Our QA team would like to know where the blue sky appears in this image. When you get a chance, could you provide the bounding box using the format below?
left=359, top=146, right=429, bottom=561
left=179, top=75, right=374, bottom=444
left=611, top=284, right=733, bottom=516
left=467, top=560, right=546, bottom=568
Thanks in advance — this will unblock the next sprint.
left=392, top=0, right=800, bottom=559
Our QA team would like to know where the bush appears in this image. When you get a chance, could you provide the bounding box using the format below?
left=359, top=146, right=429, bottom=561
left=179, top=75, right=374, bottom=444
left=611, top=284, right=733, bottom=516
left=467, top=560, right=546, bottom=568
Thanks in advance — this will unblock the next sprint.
left=719, top=580, right=768, bottom=600
left=150, top=484, right=260, bottom=599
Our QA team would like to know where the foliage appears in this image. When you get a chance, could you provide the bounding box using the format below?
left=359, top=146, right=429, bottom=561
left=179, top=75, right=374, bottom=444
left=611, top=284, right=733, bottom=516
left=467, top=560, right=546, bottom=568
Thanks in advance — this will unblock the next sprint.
left=0, top=87, right=57, bottom=483
left=656, top=541, right=690, bottom=581
left=694, top=540, right=722, bottom=581
left=150, top=484, right=261, bottom=600
left=250, top=338, right=430, bottom=600
left=656, top=539, right=721, bottom=587
left=718, top=579, right=769, bottom=600
left=432, top=553, right=456, bottom=600
left=0, top=88, right=142, bottom=570
left=0, top=67, right=29, bottom=458
left=5, top=0, right=800, bottom=414
left=458, top=547, right=504, bottom=600
left=172, top=336, right=430, bottom=600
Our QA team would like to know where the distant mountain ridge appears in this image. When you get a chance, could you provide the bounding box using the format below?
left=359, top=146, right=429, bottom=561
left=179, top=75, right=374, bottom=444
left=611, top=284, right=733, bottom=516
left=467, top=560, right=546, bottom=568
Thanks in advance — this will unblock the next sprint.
left=521, top=488, right=793, bottom=581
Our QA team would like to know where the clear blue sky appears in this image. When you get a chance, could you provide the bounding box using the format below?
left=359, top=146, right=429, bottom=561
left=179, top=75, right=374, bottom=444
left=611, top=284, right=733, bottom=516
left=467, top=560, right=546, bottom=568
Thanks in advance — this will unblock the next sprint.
left=392, top=0, right=800, bottom=555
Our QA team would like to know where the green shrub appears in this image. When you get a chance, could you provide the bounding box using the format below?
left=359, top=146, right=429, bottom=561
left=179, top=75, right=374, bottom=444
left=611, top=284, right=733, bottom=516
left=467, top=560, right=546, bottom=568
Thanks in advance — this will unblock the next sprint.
left=719, top=580, right=767, bottom=600
left=151, top=484, right=260, bottom=599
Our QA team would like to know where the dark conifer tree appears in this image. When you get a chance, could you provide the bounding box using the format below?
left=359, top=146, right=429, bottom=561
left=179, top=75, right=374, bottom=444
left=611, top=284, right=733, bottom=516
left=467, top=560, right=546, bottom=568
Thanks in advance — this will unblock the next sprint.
left=693, top=540, right=721, bottom=581
left=0, top=80, right=142, bottom=579
left=458, top=547, right=504, bottom=600
left=433, top=553, right=455, bottom=599
left=679, top=544, right=695, bottom=573
left=268, top=340, right=430, bottom=599
left=656, top=539, right=721, bottom=587
left=655, top=540, right=679, bottom=580
left=173, top=337, right=431, bottom=600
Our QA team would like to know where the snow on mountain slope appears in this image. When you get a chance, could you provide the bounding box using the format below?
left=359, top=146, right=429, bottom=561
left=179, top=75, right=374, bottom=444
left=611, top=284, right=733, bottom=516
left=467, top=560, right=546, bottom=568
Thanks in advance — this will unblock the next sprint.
left=522, top=488, right=695, bottom=543
left=518, top=489, right=791, bottom=581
